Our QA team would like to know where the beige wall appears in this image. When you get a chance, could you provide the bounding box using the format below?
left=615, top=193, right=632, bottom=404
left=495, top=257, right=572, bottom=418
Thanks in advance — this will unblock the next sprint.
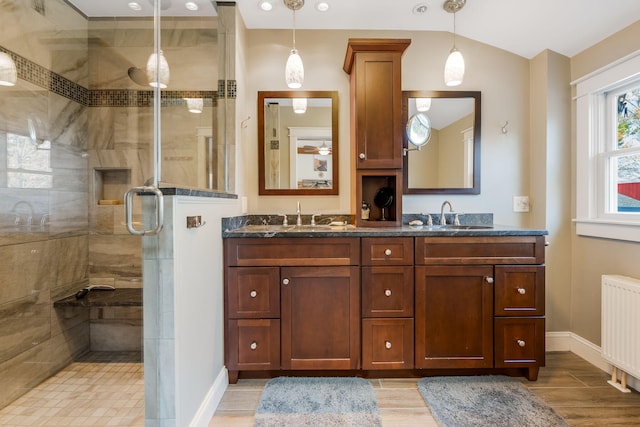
left=568, top=21, right=640, bottom=345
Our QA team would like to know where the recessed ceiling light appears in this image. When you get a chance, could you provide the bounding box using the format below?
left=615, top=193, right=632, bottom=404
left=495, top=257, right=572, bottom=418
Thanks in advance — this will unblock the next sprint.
left=259, top=1, right=273, bottom=11
left=185, top=2, right=199, bottom=11
left=128, top=2, right=142, bottom=11
left=412, top=3, right=428, bottom=14
left=315, top=2, right=329, bottom=12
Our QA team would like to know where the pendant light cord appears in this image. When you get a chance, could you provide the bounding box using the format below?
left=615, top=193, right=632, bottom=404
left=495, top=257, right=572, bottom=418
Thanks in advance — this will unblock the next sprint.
left=452, top=11, right=457, bottom=50
left=292, top=8, right=297, bottom=49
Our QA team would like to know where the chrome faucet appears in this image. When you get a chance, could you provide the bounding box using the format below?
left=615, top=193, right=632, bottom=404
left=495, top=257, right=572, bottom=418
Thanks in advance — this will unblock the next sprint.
left=296, top=201, right=302, bottom=226
left=440, top=200, right=454, bottom=225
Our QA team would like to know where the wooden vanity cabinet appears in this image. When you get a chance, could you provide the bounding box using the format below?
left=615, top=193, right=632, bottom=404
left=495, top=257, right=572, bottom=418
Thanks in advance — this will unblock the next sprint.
left=414, top=235, right=546, bottom=380
left=224, top=233, right=546, bottom=381
left=224, top=238, right=360, bottom=382
left=361, top=237, right=414, bottom=369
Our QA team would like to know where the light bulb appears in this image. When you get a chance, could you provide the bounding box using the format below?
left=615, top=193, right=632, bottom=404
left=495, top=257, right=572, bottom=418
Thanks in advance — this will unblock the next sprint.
left=0, top=52, right=17, bottom=87
left=285, top=49, right=304, bottom=89
left=416, top=98, right=431, bottom=112
left=292, top=98, right=307, bottom=114
left=146, top=50, right=170, bottom=88
left=444, top=48, right=464, bottom=87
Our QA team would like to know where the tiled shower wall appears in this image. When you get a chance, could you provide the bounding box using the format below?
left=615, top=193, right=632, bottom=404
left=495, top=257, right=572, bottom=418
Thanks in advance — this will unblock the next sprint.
left=0, top=0, right=218, bottom=408
left=0, top=0, right=91, bottom=408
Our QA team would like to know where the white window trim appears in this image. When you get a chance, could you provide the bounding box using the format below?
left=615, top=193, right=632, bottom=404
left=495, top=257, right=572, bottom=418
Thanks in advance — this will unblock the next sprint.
left=574, top=50, right=640, bottom=243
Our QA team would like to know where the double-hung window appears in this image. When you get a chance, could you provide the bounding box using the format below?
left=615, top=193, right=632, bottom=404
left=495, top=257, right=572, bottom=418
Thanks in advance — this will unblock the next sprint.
left=575, top=52, right=640, bottom=242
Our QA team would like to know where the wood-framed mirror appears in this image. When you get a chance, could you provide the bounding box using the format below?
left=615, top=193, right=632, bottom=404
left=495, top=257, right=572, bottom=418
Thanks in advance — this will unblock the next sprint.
left=402, top=90, right=481, bottom=194
left=258, top=90, right=339, bottom=195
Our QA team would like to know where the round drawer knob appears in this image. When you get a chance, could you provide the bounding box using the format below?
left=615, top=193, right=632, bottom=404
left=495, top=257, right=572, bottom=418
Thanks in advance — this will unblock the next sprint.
left=250, top=342, right=257, bottom=350
left=517, top=340, right=526, bottom=348
left=485, top=277, right=494, bottom=284
left=384, top=289, right=392, bottom=297
left=250, top=290, right=257, bottom=298
left=385, top=341, right=392, bottom=349
left=384, top=249, right=392, bottom=256
left=517, top=288, right=526, bottom=295
left=282, top=278, right=290, bottom=285
left=359, top=153, right=366, bottom=159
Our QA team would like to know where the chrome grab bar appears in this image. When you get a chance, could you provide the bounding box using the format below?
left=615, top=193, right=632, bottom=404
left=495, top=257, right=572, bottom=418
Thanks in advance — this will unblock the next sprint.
left=124, top=186, right=164, bottom=236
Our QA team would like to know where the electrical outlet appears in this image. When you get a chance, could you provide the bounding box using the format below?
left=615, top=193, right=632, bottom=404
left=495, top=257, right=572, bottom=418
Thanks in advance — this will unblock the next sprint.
left=241, top=196, right=248, bottom=214
left=513, top=196, right=530, bottom=212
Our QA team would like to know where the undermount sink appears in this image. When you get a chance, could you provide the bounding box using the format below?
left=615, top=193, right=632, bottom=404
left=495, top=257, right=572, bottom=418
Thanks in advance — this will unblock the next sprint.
left=233, top=224, right=295, bottom=233
left=429, top=224, right=494, bottom=230
left=291, top=224, right=355, bottom=231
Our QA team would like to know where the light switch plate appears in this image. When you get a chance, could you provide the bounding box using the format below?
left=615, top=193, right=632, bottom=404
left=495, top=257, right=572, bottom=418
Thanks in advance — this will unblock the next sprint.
left=241, top=196, right=248, bottom=214
left=513, top=196, right=530, bottom=212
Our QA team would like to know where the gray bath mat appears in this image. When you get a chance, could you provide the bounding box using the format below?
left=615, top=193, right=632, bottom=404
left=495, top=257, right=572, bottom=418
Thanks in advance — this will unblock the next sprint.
left=418, top=375, right=568, bottom=427
left=254, top=376, right=382, bottom=427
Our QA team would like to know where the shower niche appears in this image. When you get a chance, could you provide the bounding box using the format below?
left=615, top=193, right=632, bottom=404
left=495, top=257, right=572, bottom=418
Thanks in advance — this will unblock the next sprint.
left=93, top=167, right=131, bottom=205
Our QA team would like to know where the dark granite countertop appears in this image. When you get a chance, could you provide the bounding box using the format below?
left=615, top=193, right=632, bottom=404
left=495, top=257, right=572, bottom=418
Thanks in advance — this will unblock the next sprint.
left=223, top=223, right=548, bottom=238
left=53, top=288, right=142, bottom=307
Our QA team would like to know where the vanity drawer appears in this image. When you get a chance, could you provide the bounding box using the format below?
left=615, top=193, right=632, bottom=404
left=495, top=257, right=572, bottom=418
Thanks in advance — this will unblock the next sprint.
left=227, top=319, right=280, bottom=371
left=226, top=267, right=280, bottom=319
left=362, top=237, right=413, bottom=265
left=415, top=236, right=545, bottom=265
left=494, top=266, right=545, bottom=316
left=362, top=318, right=414, bottom=370
left=362, top=266, right=413, bottom=317
left=494, top=317, right=545, bottom=368
left=225, top=238, right=360, bottom=266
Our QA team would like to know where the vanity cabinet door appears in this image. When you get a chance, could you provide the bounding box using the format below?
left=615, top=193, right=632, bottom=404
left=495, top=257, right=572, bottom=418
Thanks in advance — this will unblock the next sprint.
left=352, top=51, right=404, bottom=169
left=362, top=237, right=413, bottom=265
left=227, top=319, right=280, bottom=371
left=362, top=266, right=413, bottom=317
left=226, top=267, right=279, bottom=319
left=362, top=318, right=414, bottom=370
left=415, top=265, right=494, bottom=369
left=494, top=265, right=545, bottom=316
left=494, top=317, right=545, bottom=371
left=281, top=266, right=360, bottom=370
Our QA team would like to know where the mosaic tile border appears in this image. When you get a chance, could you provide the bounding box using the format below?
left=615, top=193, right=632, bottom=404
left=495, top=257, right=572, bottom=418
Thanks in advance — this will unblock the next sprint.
left=0, top=45, right=218, bottom=108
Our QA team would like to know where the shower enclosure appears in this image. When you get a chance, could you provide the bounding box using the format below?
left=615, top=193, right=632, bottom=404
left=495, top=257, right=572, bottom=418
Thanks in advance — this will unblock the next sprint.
left=0, top=0, right=231, bottom=421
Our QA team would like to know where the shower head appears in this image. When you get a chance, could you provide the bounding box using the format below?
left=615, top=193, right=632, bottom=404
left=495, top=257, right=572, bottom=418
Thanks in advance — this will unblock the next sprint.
left=127, top=66, right=149, bottom=86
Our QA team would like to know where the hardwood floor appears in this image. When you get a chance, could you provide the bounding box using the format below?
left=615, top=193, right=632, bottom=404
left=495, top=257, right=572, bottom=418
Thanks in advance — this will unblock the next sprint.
left=209, top=352, right=640, bottom=426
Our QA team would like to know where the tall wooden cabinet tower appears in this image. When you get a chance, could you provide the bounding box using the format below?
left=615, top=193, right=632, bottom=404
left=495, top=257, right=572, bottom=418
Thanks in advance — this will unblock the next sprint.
left=343, top=38, right=411, bottom=227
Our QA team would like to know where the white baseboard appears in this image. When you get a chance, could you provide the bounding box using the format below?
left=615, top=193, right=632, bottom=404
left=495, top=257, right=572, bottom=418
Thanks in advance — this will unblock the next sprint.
left=189, top=367, right=229, bottom=427
left=546, top=331, right=639, bottom=392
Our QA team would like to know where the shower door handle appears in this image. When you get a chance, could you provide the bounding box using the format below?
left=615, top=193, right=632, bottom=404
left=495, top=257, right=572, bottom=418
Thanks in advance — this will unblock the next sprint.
left=125, top=186, right=164, bottom=236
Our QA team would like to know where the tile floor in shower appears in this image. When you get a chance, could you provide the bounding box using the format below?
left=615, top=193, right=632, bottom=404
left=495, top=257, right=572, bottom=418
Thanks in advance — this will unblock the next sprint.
left=0, top=352, right=143, bottom=427
left=2, top=351, right=640, bottom=426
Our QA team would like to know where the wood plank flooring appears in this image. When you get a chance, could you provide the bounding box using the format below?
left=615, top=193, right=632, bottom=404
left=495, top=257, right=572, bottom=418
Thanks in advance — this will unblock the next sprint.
left=1, top=351, right=638, bottom=426
left=210, top=352, right=640, bottom=426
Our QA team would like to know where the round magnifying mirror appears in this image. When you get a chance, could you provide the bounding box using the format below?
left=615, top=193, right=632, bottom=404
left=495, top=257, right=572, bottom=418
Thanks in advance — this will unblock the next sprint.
left=406, top=112, right=432, bottom=148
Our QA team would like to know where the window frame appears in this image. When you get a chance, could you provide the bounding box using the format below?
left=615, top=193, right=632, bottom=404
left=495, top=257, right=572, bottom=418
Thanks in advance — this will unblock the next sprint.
left=574, top=51, right=640, bottom=242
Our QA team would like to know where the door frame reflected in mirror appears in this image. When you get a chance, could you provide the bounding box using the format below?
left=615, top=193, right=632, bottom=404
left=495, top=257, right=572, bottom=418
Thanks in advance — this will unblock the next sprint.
left=258, top=90, right=339, bottom=196
left=402, top=90, right=481, bottom=195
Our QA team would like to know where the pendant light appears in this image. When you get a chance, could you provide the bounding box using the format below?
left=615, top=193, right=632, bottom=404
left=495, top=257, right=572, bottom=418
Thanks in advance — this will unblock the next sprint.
left=184, top=98, right=203, bottom=114
left=416, top=98, right=432, bottom=112
left=146, top=49, right=170, bottom=88
left=0, top=51, right=17, bottom=86
left=443, top=0, right=465, bottom=87
left=284, top=0, right=304, bottom=89
left=292, top=97, right=307, bottom=114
